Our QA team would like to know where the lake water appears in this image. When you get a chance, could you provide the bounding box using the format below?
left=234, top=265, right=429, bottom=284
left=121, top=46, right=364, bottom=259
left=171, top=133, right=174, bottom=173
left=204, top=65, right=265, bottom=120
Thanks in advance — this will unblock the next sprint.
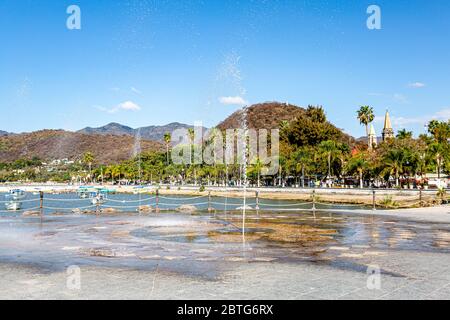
left=0, top=192, right=368, bottom=216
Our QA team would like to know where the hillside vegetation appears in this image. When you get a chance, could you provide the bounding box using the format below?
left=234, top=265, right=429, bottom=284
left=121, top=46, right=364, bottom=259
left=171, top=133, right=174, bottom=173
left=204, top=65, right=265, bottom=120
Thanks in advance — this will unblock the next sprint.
left=0, top=130, right=163, bottom=164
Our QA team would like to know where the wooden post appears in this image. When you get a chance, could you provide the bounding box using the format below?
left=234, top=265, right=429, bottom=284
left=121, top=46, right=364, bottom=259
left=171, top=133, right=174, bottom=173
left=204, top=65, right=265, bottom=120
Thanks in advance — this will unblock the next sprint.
left=372, top=189, right=376, bottom=211
left=255, top=191, right=260, bottom=210
left=208, top=191, right=213, bottom=212
left=150, top=192, right=153, bottom=213
left=155, top=189, right=160, bottom=213
left=312, top=189, right=316, bottom=211
left=95, top=191, right=100, bottom=215
left=419, top=188, right=423, bottom=207
left=39, top=191, right=44, bottom=217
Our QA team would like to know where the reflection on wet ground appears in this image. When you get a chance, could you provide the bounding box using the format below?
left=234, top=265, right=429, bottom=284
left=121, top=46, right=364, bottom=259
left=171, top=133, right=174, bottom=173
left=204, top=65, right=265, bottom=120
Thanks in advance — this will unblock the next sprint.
left=1, top=210, right=450, bottom=279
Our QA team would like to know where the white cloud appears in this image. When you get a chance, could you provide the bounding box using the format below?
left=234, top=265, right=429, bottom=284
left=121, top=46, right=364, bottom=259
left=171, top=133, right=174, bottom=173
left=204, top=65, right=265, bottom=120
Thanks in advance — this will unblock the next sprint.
left=131, top=87, right=142, bottom=95
left=218, top=96, right=248, bottom=106
left=116, top=101, right=141, bottom=112
left=367, top=92, right=409, bottom=104
left=95, top=101, right=141, bottom=114
left=374, top=108, right=450, bottom=128
left=408, top=82, right=426, bottom=88
left=393, top=93, right=408, bottom=104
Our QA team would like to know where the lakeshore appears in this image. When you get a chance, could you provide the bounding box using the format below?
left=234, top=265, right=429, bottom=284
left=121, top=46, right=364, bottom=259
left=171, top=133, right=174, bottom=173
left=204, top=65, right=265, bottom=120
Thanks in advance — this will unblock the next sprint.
left=0, top=183, right=442, bottom=209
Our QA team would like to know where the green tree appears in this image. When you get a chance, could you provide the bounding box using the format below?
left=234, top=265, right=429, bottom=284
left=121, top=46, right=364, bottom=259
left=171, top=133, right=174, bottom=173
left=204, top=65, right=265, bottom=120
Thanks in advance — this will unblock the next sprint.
left=347, top=153, right=369, bottom=188
left=396, top=129, right=413, bottom=140
left=293, top=147, right=312, bottom=188
left=82, top=152, right=95, bottom=181
left=319, top=140, right=339, bottom=178
left=164, top=132, right=171, bottom=165
left=382, top=149, right=405, bottom=187
left=428, top=142, right=446, bottom=179
left=357, top=105, right=375, bottom=149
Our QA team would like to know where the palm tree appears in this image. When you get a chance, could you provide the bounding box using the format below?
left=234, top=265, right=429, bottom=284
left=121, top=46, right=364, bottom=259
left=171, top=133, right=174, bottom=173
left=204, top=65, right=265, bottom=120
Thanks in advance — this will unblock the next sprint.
left=319, top=140, right=338, bottom=179
left=348, top=155, right=369, bottom=188
left=111, top=165, right=120, bottom=183
left=252, top=157, right=264, bottom=187
left=429, top=142, right=445, bottom=179
left=357, top=106, right=375, bottom=149
left=82, top=152, right=95, bottom=182
left=396, top=129, right=413, bottom=140
left=293, top=147, right=311, bottom=188
left=427, top=120, right=450, bottom=142
left=164, top=132, right=171, bottom=165
left=382, top=149, right=405, bottom=187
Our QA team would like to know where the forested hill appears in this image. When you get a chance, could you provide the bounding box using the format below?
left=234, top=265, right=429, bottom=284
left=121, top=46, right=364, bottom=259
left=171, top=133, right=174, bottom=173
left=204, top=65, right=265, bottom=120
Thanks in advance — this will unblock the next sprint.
left=0, top=102, right=355, bottom=164
left=217, top=102, right=355, bottom=147
left=0, top=130, right=164, bottom=164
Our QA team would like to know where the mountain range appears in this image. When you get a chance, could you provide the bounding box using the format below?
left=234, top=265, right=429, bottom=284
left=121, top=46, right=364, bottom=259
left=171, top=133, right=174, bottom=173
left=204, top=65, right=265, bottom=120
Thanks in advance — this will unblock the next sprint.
left=0, top=102, right=354, bottom=164
left=78, top=122, right=199, bottom=142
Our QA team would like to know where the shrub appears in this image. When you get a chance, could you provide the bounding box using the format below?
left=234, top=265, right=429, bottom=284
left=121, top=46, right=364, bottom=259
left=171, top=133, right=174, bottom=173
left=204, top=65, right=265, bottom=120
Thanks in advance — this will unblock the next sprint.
left=379, top=195, right=398, bottom=208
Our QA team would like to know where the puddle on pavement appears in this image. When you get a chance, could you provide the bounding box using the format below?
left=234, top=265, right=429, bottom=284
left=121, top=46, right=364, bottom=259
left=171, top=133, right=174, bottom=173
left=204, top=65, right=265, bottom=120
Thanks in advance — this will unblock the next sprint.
left=1, top=211, right=450, bottom=278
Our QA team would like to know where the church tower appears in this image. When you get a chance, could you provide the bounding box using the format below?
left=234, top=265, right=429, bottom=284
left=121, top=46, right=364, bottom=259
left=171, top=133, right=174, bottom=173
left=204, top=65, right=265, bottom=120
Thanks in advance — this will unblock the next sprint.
left=368, top=124, right=377, bottom=150
left=382, top=110, right=395, bottom=142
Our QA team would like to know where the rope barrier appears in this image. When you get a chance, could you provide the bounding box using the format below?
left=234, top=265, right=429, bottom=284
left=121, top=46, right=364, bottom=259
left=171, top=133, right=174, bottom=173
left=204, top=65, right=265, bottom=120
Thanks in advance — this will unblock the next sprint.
left=99, top=204, right=143, bottom=209
left=259, top=202, right=313, bottom=207
left=44, top=205, right=97, bottom=211
left=158, top=195, right=208, bottom=201
left=315, top=201, right=365, bottom=207
left=158, top=202, right=210, bottom=206
left=0, top=198, right=40, bottom=203
left=0, top=192, right=434, bottom=213
left=0, top=206, right=41, bottom=214
left=210, top=202, right=257, bottom=206
left=107, top=197, right=156, bottom=203
left=44, top=198, right=90, bottom=202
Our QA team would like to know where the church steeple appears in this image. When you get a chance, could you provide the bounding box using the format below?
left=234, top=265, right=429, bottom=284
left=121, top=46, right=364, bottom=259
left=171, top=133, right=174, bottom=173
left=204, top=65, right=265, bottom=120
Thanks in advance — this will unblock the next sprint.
left=382, top=110, right=394, bottom=142
left=368, top=124, right=377, bottom=150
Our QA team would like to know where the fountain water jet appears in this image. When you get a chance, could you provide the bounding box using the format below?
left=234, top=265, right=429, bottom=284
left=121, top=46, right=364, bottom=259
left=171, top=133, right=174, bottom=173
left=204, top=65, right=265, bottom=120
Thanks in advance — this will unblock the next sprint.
left=133, top=128, right=143, bottom=213
left=240, top=106, right=249, bottom=251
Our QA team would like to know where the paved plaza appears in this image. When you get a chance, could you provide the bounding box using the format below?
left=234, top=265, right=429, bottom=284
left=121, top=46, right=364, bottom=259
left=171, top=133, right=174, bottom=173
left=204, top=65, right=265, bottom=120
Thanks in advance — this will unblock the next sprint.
left=1, top=207, right=450, bottom=300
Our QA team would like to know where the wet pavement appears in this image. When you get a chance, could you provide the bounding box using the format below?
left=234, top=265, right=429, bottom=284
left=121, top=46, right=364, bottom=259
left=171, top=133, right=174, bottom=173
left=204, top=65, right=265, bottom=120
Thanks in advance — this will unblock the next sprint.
left=1, top=210, right=450, bottom=299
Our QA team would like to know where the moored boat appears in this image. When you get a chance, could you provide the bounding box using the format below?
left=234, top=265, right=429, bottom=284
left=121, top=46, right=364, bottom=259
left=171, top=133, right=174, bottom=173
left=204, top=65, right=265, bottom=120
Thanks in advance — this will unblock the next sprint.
left=5, top=201, right=22, bottom=211
left=6, top=189, right=26, bottom=201
left=90, top=192, right=107, bottom=205
left=77, top=186, right=95, bottom=199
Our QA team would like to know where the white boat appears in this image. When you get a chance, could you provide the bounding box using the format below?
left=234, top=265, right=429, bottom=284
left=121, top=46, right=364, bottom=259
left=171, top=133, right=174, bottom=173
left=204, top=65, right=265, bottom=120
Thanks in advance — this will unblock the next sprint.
left=78, top=187, right=95, bottom=199
left=79, top=191, right=89, bottom=199
left=6, top=189, right=26, bottom=201
left=5, top=201, right=21, bottom=211
left=90, top=193, right=107, bottom=205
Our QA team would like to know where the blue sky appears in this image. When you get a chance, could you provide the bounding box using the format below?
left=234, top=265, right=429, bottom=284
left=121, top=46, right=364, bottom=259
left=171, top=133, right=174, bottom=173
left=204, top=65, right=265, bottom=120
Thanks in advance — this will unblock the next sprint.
left=0, top=0, right=449, bottom=137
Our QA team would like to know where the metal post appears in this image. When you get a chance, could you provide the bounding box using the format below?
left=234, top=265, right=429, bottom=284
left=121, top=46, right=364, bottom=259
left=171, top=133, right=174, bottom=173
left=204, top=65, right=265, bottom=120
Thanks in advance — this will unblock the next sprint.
left=39, top=191, right=44, bottom=217
left=372, top=189, right=376, bottom=211
left=255, top=191, right=260, bottom=210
